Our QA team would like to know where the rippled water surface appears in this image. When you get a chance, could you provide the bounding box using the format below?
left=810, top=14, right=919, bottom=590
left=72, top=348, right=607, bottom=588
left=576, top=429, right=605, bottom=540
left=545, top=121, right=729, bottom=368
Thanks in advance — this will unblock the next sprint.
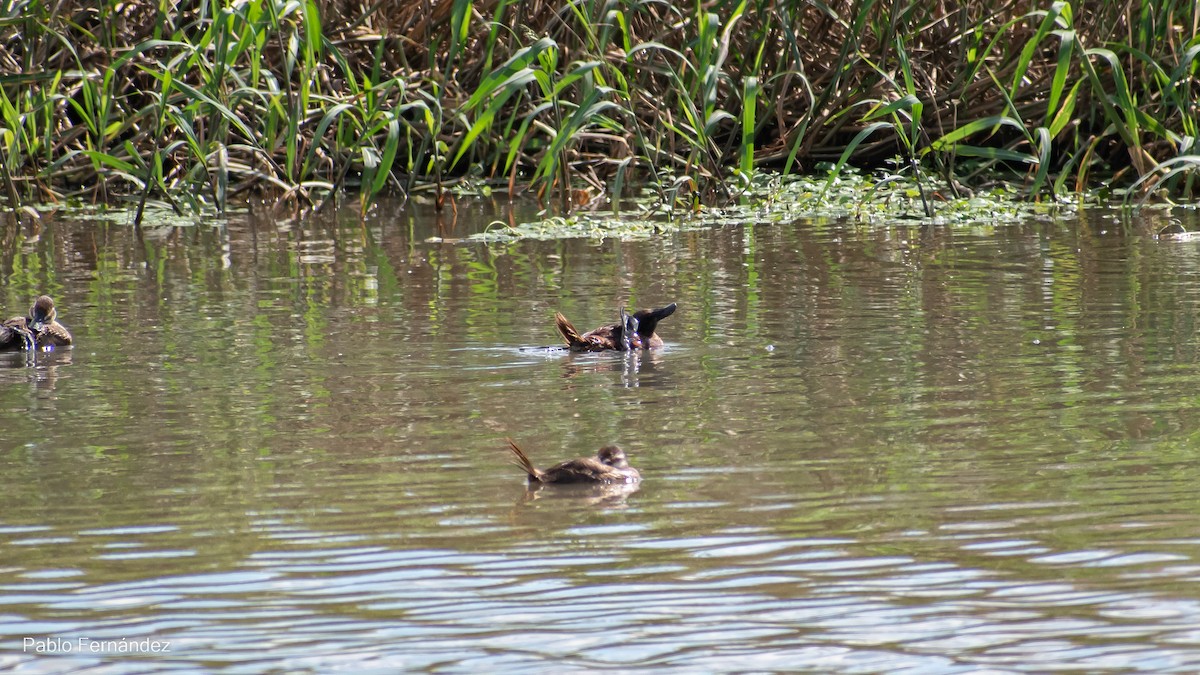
left=5, top=204, right=1200, bottom=672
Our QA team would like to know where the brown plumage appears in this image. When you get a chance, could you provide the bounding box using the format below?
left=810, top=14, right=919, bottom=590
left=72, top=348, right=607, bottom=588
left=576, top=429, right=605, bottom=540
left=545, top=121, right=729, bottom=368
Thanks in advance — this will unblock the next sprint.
left=555, top=311, right=633, bottom=351
left=506, top=438, right=641, bottom=484
left=555, top=303, right=676, bottom=352
left=1, top=295, right=71, bottom=351
left=25, top=296, right=72, bottom=348
left=0, top=316, right=36, bottom=352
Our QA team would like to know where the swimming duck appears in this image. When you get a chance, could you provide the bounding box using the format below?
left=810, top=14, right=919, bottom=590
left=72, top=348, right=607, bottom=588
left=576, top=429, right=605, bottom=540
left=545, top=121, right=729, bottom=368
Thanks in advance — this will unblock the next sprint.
left=2, top=296, right=73, bottom=350
left=28, top=295, right=72, bottom=348
left=0, top=316, right=36, bottom=352
left=555, top=302, right=676, bottom=352
left=506, top=439, right=641, bottom=484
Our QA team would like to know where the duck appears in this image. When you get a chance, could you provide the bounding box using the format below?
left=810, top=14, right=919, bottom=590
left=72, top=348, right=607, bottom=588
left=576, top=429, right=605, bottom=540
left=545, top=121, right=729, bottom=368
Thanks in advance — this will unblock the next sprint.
left=555, top=302, right=676, bottom=352
left=506, top=439, right=641, bottom=484
left=28, top=295, right=72, bottom=348
left=2, top=296, right=73, bottom=350
left=0, top=316, right=36, bottom=352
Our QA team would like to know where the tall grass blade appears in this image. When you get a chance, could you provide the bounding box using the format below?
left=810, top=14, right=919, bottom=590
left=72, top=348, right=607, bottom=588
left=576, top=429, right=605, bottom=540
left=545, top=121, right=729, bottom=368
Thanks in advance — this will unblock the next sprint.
left=740, top=76, right=759, bottom=177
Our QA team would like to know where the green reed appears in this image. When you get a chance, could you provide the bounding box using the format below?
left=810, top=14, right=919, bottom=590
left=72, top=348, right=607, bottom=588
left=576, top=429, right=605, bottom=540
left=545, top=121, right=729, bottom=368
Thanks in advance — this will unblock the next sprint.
left=0, top=0, right=1198, bottom=218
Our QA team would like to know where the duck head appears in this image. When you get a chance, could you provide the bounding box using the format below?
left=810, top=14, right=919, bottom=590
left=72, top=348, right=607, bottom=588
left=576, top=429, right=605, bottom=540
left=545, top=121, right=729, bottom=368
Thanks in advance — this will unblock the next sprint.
left=631, top=303, right=676, bottom=342
left=27, top=296, right=56, bottom=332
left=597, top=445, right=631, bottom=468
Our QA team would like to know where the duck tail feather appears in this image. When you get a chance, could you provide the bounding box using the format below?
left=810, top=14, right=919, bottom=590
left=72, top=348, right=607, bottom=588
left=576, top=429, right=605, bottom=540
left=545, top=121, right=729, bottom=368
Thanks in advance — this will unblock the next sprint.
left=555, top=312, right=585, bottom=349
left=505, top=438, right=541, bottom=481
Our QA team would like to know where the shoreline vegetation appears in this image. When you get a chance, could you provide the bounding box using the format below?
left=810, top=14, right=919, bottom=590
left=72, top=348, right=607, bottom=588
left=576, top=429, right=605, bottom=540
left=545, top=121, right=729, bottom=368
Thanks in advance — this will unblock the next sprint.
left=0, top=0, right=1198, bottom=225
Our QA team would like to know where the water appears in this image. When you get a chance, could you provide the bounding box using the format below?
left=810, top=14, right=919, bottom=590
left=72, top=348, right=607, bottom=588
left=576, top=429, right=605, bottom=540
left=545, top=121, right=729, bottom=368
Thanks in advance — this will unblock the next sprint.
left=3, top=204, right=1200, bottom=671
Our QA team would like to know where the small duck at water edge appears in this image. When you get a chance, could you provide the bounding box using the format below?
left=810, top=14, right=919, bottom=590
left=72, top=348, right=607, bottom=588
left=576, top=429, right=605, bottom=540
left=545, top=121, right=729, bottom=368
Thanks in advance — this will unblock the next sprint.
left=0, top=295, right=73, bottom=351
left=506, top=439, right=641, bottom=484
left=555, top=302, right=676, bottom=352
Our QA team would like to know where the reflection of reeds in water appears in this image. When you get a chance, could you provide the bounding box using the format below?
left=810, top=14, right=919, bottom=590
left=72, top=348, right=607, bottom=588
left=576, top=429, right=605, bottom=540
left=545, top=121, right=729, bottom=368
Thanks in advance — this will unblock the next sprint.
left=0, top=349, right=70, bottom=406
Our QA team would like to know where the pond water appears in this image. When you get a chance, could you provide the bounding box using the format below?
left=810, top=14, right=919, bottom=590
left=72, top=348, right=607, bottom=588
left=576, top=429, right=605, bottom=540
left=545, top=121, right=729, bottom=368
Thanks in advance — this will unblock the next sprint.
left=4, top=202, right=1200, bottom=672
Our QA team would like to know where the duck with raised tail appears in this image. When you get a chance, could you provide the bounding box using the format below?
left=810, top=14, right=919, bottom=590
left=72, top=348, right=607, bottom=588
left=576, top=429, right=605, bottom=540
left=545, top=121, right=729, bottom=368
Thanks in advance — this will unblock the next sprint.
left=555, top=302, right=676, bottom=352
left=505, top=439, right=641, bottom=484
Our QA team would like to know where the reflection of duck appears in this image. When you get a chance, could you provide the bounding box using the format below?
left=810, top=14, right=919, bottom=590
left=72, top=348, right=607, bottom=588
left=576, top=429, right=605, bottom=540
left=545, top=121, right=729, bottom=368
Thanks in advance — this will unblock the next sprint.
left=1, top=296, right=71, bottom=351
left=506, top=439, right=641, bottom=484
left=517, top=480, right=641, bottom=508
left=559, top=346, right=664, bottom=383
left=555, top=303, right=676, bottom=351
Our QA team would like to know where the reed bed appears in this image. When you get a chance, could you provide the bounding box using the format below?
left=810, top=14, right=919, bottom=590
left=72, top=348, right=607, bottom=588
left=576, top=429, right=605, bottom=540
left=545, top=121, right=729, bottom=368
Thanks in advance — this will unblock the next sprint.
left=0, top=0, right=1197, bottom=219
